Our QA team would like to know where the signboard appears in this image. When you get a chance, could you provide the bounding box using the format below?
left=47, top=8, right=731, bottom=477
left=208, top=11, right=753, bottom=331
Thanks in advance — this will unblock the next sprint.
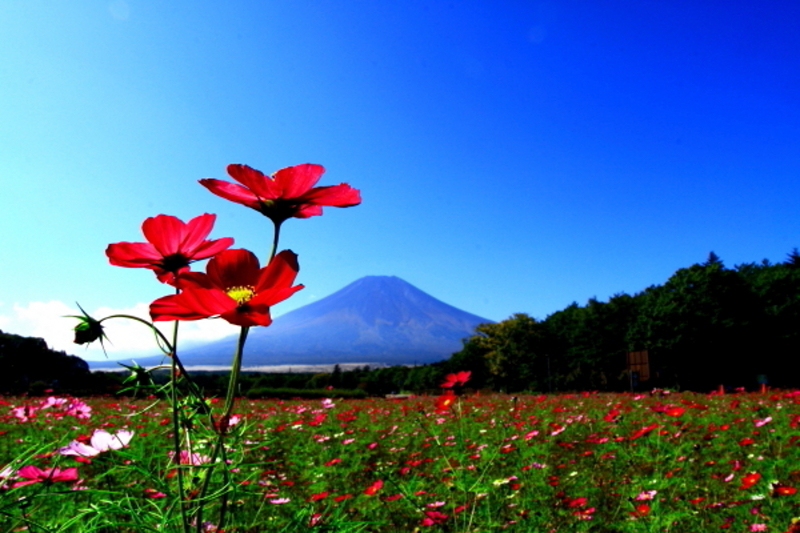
left=626, top=350, right=650, bottom=382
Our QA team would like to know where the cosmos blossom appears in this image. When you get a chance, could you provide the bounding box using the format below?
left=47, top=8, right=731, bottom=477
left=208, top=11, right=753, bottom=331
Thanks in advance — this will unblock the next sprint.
left=59, top=429, right=134, bottom=458
left=106, top=213, right=234, bottom=285
left=434, top=390, right=457, bottom=413
left=199, top=163, right=361, bottom=225
left=150, top=249, right=303, bottom=327
left=11, top=465, right=79, bottom=488
left=440, top=371, right=471, bottom=388
left=740, top=472, right=761, bottom=490
left=169, top=450, right=211, bottom=465
left=363, top=480, right=383, bottom=495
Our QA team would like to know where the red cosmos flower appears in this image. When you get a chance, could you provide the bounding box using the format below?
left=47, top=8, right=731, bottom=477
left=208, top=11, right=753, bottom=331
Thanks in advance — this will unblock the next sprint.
left=629, top=423, right=659, bottom=440
left=363, top=480, right=383, bottom=495
left=664, top=406, right=686, bottom=417
left=150, top=249, right=303, bottom=327
left=11, top=465, right=79, bottom=488
left=106, top=214, right=234, bottom=285
left=199, top=163, right=361, bottom=225
left=421, top=510, right=449, bottom=526
left=629, top=503, right=650, bottom=517
left=440, top=371, right=471, bottom=388
left=740, top=472, right=761, bottom=490
left=435, top=390, right=457, bottom=413
left=773, top=485, right=797, bottom=496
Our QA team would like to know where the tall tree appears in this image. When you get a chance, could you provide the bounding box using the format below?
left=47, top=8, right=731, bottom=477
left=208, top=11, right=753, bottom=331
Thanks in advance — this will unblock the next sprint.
left=629, top=260, right=761, bottom=390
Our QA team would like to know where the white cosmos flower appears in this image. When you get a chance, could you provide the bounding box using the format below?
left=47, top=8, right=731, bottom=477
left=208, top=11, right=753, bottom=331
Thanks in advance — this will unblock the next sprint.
left=59, top=429, right=134, bottom=457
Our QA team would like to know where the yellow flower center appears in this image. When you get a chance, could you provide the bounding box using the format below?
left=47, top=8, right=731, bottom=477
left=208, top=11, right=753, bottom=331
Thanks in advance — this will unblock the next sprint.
left=226, top=285, right=255, bottom=305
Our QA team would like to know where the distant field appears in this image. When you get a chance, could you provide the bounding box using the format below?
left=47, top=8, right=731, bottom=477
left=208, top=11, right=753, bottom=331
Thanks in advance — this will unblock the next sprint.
left=2, top=391, right=800, bottom=531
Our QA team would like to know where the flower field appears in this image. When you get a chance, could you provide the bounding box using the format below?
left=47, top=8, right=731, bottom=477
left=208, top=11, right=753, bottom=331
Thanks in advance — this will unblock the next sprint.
left=3, top=390, right=800, bottom=532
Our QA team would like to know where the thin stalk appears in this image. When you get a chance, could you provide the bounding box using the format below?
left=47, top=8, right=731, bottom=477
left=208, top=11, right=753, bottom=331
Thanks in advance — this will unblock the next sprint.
left=99, top=314, right=205, bottom=399
left=195, top=325, right=250, bottom=532
left=267, top=221, right=282, bottom=263
left=168, top=318, right=190, bottom=533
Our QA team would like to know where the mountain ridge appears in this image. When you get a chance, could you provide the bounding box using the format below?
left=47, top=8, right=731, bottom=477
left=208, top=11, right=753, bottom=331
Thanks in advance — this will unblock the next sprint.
left=89, top=276, right=492, bottom=369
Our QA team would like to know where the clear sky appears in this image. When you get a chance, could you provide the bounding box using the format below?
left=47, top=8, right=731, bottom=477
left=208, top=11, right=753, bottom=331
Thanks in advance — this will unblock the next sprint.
left=2, top=1, right=799, bottom=362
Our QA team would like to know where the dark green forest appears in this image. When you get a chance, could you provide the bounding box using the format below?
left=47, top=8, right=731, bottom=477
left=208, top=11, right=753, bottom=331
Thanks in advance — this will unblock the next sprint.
left=3, top=251, right=800, bottom=396
left=443, top=250, right=800, bottom=392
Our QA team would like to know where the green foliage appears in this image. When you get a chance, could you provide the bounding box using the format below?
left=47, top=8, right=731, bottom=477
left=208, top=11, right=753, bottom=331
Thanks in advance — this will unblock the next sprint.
left=451, top=250, right=800, bottom=392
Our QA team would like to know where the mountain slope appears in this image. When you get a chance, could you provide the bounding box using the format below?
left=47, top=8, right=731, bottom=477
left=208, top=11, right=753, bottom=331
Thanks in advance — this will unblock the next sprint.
left=90, top=276, right=492, bottom=369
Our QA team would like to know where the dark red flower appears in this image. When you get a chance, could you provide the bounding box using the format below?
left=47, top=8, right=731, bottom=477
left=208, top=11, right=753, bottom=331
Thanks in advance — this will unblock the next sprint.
left=106, top=214, right=234, bottom=284
left=149, top=249, right=303, bottom=327
left=199, top=164, right=361, bottom=225
left=440, top=371, right=471, bottom=388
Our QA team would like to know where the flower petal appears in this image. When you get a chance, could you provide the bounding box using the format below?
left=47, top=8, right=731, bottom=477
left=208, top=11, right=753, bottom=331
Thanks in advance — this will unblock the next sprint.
left=178, top=213, right=217, bottom=253
left=221, top=305, right=273, bottom=327
left=299, top=183, right=362, bottom=208
left=225, top=164, right=280, bottom=199
left=190, top=237, right=235, bottom=261
left=142, top=215, right=185, bottom=257
left=255, top=250, right=300, bottom=295
left=150, top=288, right=234, bottom=322
left=271, top=164, right=325, bottom=198
left=106, top=242, right=162, bottom=267
left=207, top=249, right=262, bottom=290
left=199, top=178, right=264, bottom=209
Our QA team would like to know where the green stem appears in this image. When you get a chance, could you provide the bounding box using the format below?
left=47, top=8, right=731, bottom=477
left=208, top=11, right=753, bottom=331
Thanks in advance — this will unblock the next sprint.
left=169, top=319, right=190, bottom=533
left=267, top=221, right=282, bottom=263
left=99, top=314, right=204, bottom=400
left=99, top=314, right=174, bottom=354
left=195, top=325, right=250, bottom=532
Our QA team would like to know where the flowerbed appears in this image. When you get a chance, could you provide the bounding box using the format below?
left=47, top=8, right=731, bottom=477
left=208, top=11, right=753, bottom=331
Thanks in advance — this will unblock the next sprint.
left=3, top=390, right=800, bottom=532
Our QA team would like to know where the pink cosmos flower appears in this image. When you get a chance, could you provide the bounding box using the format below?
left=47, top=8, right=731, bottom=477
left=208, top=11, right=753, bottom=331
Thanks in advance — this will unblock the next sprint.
left=63, top=399, right=92, bottom=419
left=11, top=465, right=79, bottom=488
left=754, top=417, right=772, bottom=427
left=0, top=466, right=13, bottom=489
left=59, top=429, right=134, bottom=458
left=170, top=450, right=211, bottom=465
left=10, top=405, right=37, bottom=422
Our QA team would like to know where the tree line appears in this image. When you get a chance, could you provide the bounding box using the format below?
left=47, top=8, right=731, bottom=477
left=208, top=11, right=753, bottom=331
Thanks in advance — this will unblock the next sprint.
left=442, top=250, right=800, bottom=392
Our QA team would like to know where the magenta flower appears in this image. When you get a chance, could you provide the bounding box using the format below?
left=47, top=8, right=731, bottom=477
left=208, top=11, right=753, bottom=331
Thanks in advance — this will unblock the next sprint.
left=11, top=465, right=79, bottom=488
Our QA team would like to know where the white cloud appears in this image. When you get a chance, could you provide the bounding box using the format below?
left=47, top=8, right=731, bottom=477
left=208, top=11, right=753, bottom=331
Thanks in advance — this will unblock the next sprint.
left=0, top=300, right=236, bottom=361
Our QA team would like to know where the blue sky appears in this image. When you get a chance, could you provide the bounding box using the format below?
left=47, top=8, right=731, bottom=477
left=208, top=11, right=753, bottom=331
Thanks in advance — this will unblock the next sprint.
left=2, top=1, right=799, bottom=361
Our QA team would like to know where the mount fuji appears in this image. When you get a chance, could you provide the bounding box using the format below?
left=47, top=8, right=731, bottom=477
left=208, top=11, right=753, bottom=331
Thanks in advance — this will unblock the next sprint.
left=88, top=276, right=492, bottom=370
